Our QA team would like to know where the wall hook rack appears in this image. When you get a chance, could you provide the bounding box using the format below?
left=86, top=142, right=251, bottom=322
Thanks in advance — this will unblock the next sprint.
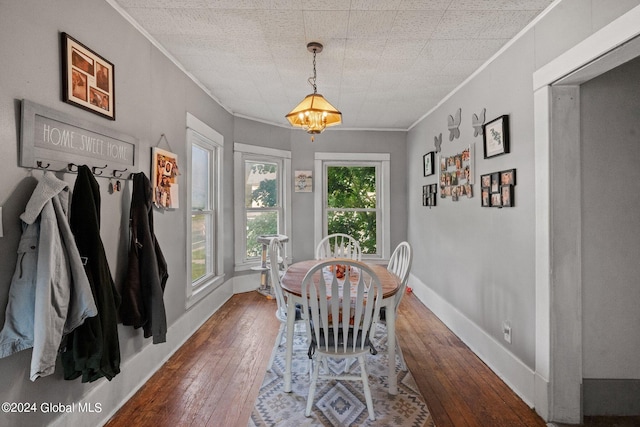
left=113, top=168, right=128, bottom=178
left=92, top=165, right=108, bottom=176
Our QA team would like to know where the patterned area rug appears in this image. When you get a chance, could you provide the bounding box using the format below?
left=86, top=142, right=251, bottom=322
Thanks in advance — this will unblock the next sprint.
left=249, top=323, right=434, bottom=426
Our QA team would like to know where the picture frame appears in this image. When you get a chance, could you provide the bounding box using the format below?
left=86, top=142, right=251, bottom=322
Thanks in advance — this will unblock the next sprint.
left=491, top=192, right=502, bottom=208
left=500, top=168, right=516, bottom=186
left=152, top=147, right=179, bottom=209
left=491, top=172, right=500, bottom=193
left=501, top=185, right=514, bottom=207
left=423, top=151, right=435, bottom=176
left=483, top=115, right=509, bottom=158
left=61, top=33, right=115, bottom=120
left=423, top=184, right=437, bottom=207
left=481, top=174, right=491, bottom=188
left=481, top=188, right=490, bottom=207
left=294, top=170, right=313, bottom=192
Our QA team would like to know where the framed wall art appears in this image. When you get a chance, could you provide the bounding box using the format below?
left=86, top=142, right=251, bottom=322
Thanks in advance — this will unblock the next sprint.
left=61, top=32, right=115, bottom=120
left=152, top=147, right=179, bottom=209
left=481, top=168, right=517, bottom=208
left=294, top=170, right=313, bottom=192
left=423, top=184, right=437, bottom=207
left=423, top=151, right=435, bottom=176
left=483, top=115, right=509, bottom=158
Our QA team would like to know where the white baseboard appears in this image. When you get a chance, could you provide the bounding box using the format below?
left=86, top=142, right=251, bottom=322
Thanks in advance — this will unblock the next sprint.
left=409, top=273, right=536, bottom=408
left=233, top=272, right=261, bottom=294
left=51, top=279, right=235, bottom=427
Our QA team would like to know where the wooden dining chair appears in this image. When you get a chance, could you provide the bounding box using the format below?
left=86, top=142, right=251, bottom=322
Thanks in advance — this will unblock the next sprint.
left=266, top=238, right=306, bottom=371
left=301, top=258, right=382, bottom=421
left=377, top=241, right=413, bottom=371
left=315, top=233, right=362, bottom=260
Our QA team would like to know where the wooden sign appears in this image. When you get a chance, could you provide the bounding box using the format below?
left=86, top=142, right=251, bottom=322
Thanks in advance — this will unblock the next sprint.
left=20, top=99, right=136, bottom=171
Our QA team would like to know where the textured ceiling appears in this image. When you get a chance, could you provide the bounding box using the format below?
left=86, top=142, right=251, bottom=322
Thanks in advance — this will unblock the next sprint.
left=110, top=0, right=555, bottom=130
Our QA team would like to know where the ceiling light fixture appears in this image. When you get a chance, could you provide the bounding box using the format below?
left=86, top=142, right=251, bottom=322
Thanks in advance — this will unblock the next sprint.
left=286, top=42, right=341, bottom=140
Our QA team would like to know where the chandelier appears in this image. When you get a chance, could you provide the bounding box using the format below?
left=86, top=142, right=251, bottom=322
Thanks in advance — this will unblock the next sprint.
left=286, top=42, right=342, bottom=139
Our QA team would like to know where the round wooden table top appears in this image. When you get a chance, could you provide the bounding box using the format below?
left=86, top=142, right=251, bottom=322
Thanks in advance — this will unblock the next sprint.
left=280, top=259, right=400, bottom=299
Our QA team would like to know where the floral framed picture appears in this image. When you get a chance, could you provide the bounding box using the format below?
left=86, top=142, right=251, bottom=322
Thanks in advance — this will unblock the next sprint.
left=61, top=33, right=115, bottom=120
left=423, top=151, right=435, bottom=176
left=483, top=115, right=509, bottom=158
left=294, top=170, right=313, bottom=192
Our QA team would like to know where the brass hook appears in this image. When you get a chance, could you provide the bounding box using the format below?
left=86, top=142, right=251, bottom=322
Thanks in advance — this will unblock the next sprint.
left=67, top=163, right=78, bottom=172
left=36, top=161, right=50, bottom=169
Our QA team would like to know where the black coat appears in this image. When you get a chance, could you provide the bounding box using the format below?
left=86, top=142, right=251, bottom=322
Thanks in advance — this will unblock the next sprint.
left=120, top=172, right=168, bottom=344
left=61, top=165, right=121, bottom=382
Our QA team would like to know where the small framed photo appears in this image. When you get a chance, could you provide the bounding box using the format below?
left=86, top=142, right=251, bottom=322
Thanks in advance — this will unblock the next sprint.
left=423, top=151, right=435, bottom=176
left=61, top=33, right=115, bottom=120
left=294, top=170, right=313, bottom=192
left=491, top=173, right=500, bottom=193
left=423, top=184, right=429, bottom=195
left=481, top=174, right=491, bottom=188
left=501, top=185, right=514, bottom=207
left=483, top=115, right=509, bottom=158
left=430, top=183, right=438, bottom=193
left=491, top=192, right=502, bottom=208
left=481, top=188, right=490, bottom=207
left=500, top=168, right=517, bottom=186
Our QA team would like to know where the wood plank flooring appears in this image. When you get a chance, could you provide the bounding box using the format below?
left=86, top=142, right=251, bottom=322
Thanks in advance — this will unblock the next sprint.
left=104, top=291, right=632, bottom=427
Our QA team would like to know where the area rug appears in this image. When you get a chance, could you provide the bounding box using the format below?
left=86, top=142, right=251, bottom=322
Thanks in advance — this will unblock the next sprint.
left=249, top=323, right=434, bottom=426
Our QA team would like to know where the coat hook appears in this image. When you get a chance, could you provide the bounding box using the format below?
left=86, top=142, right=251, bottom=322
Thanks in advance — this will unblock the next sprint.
left=92, top=164, right=108, bottom=176
left=68, top=163, right=78, bottom=172
left=37, top=161, right=50, bottom=169
left=112, top=168, right=128, bottom=178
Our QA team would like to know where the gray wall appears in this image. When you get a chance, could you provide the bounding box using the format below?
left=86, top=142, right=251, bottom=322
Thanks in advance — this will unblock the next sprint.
left=0, top=2, right=409, bottom=425
left=289, top=129, right=408, bottom=262
left=407, top=0, right=640, bottom=374
left=0, top=0, right=234, bottom=425
left=581, top=55, right=640, bottom=414
left=232, top=118, right=408, bottom=264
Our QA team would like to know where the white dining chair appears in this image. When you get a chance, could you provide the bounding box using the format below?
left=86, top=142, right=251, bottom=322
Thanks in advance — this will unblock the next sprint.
left=315, top=233, right=362, bottom=260
left=301, top=258, right=382, bottom=421
left=266, top=238, right=306, bottom=371
left=377, top=241, right=413, bottom=371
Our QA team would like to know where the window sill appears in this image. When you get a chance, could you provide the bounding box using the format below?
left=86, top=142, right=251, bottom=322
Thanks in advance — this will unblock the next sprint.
left=186, top=274, right=226, bottom=309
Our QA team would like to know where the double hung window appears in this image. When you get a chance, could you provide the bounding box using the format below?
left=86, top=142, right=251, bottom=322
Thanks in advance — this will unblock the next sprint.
left=234, top=143, right=291, bottom=269
left=186, top=113, right=224, bottom=307
left=315, top=152, right=390, bottom=260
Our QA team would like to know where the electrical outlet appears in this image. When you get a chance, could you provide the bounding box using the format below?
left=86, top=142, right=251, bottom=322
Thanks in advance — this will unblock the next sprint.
left=503, top=321, right=512, bottom=344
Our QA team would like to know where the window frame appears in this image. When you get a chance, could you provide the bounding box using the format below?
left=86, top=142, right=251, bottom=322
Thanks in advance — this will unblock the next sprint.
left=234, top=143, right=291, bottom=271
left=185, top=113, right=224, bottom=309
left=314, top=152, right=391, bottom=261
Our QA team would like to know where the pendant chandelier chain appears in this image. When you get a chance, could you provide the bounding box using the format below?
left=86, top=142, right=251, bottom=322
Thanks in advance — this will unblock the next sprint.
left=308, top=48, right=318, bottom=94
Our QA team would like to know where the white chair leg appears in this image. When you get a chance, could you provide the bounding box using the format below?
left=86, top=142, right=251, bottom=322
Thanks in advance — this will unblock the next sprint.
left=305, top=356, right=321, bottom=417
left=267, top=323, right=285, bottom=371
left=396, top=335, right=407, bottom=371
left=358, top=355, right=376, bottom=421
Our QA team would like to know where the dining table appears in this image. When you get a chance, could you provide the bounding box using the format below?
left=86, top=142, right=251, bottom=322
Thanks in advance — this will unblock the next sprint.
left=280, top=258, right=402, bottom=395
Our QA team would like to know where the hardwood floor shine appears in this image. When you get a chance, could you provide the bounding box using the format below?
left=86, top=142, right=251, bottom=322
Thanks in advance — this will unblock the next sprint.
left=105, top=291, right=623, bottom=427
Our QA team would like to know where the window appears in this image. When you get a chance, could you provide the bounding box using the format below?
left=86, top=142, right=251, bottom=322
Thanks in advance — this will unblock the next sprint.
left=234, top=143, right=291, bottom=269
left=315, top=152, right=390, bottom=260
left=186, top=113, right=224, bottom=308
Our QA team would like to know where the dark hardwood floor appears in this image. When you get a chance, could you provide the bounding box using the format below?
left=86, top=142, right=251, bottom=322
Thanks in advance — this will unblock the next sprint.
left=105, top=291, right=635, bottom=427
